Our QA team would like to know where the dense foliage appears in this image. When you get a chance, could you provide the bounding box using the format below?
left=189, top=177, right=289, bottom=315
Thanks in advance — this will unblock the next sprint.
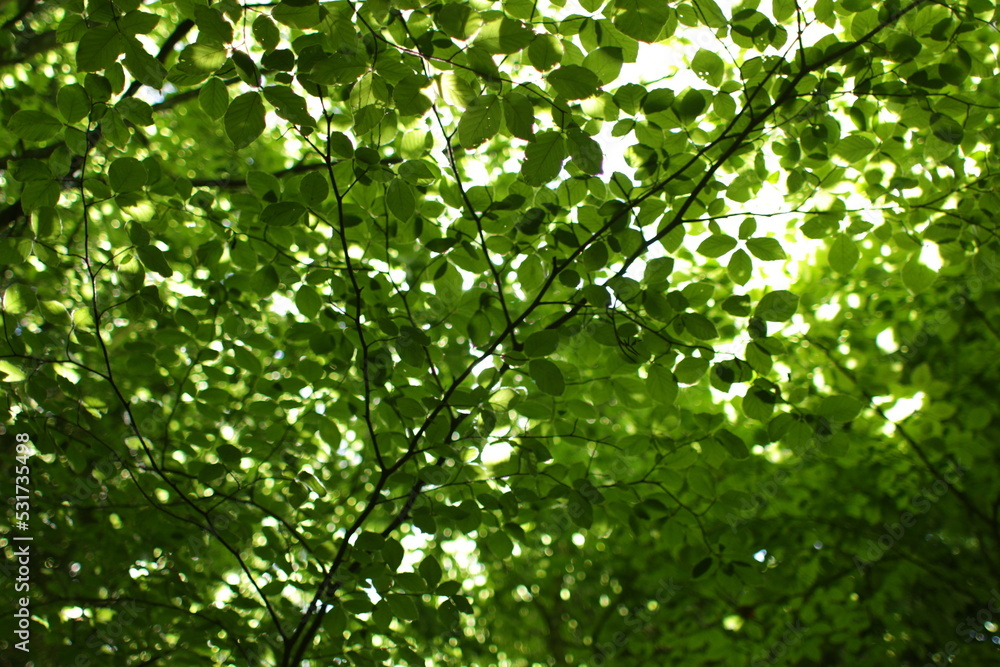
left=2, top=0, right=1000, bottom=664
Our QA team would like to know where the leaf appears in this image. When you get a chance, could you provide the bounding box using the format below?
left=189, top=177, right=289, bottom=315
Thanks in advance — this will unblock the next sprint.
left=9, top=111, right=62, bottom=141
left=199, top=78, right=230, bottom=119
left=263, top=85, right=316, bottom=127
left=119, top=10, right=160, bottom=35
left=614, top=4, right=669, bottom=42
left=582, top=47, right=623, bottom=85
left=901, top=257, right=937, bottom=295
left=502, top=92, right=534, bottom=140
left=486, top=531, right=514, bottom=558
left=716, top=428, right=750, bottom=459
left=819, top=395, right=862, bottom=422
left=419, top=556, right=443, bottom=589
left=524, top=330, right=560, bottom=357
left=2, top=284, right=36, bottom=314
left=76, top=26, right=125, bottom=72
left=566, top=129, right=603, bottom=175
left=697, top=234, right=737, bottom=258
left=675, top=356, right=709, bottom=384
left=646, top=364, right=678, bottom=405
left=457, top=95, right=503, bottom=149
left=692, top=49, right=725, bottom=86
left=746, top=237, right=787, bottom=260
left=475, top=17, right=533, bottom=54
left=692, top=556, right=713, bottom=578
left=252, top=16, right=281, bottom=52
left=728, top=249, right=752, bottom=285
left=299, top=171, right=329, bottom=206
left=136, top=245, right=172, bottom=277
left=829, top=234, right=860, bottom=274
left=756, top=291, right=799, bottom=322
left=521, top=131, right=565, bottom=186
left=57, top=84, right=91, bottom=123
left=682, top=313, right=718, bottom=341
left=123, top=36, right=166, bottom=88
left=261, top=202, right=306, bottom=226
left=529, top=358, right=565, bottom=396
left=835, top=135, right=876, bottom=163
left=694, top=0, right=728, bottom=27
left=528, top=33, right=562, bottom=71
left=225, top=92, right=266, bottom=149
left=232, top=50, right=261, bottom=87
left=109, top=157, right=147, bottom=193
left=547, top=65, right=599, bottom=100
left=386, top=179, right=416, bottom=221
left=194, top=5, right=233, bottom=46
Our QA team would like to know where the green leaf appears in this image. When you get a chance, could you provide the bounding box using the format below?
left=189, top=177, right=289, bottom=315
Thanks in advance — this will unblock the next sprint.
left=486, top=531, right=514, bottom=558
left=119, top=10, right=160, bottom=34
left=728, top=249, right=752, bottom=285
left=2, top=284, right=36, bottom=314
left=819, top=395, right=862, bottom=422
left=901, top=257, right=937, bottom=295
left=263, top=85, right=316, bottom=127
left=524, top=330, right=560, bottom=357
left=393, top=75, right=432, bottom=116
left=527, top=33, right=563, bottom=71
left=109, top=157, right=147, bottom=193
left=521, top=131, right=565, bottom=186
left=225, top=92, right=266, bottom=149
left=0, top=360, right=27, bottom=382
left=123, top=36, right=166, bottom=88
left=692, top=556, right=713, bottom=578
left=475, top=17, right=533, bottom=54
left=675, top=356, right=709, bottom=384
left=646, top=364, right=678, bottom=405
left=194, top=5, right=233, bottom=47
left=386, top=179, right=416, bottom=221
left=252, top=15, right=280, bottom=52
left=547, top=65, right=600, bottom=100
left=261, top=201, right=306, bottom=226
left=419, top=555, right=443, bottom=589
left=745, top=237, right=786, bottom=261
left=835, top=135, right=876, bottom=163
left=76, top=26, right=125, bottom=72
left=457, top=95, right=503, bottom=149
left=502, top=92, right=534, bottom=140
left=299, top=171, right=329, bottom=206
left=529, top=358, right=565, bottom=396
left=295, top=285, right=323, bottom=318
left=9, top=111, right=62, bottom=142
left=694, top=0, right=727, bottom=27
left=232, top=50, right=261, bottom=87
left=136, top=245, right=173, bottom=277
left=199, top=78, right=230, bottom=120
left=756, top=290, right=799, bottom=322
left=828, top=234, right=860, bottom=274
left=773, top=0, right=795, bottom=22
left=715, top=428, right=749, bottom=459
left=57, top=84, right=91, bottom=123
left=697, top=234, right=738, bottom=258
left=582, top=47, right=624, bottom=85
left=682, top=313, right=718, bottom=341
left=566, top=129, right=603, bottom=175
left=692, top=49, right=725, bottom=86
left=614, top=4, right=669, bottom=42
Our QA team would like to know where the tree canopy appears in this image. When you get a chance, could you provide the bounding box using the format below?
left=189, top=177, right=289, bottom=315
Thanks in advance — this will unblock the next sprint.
left=2, top=0, right=1000, bottom=664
